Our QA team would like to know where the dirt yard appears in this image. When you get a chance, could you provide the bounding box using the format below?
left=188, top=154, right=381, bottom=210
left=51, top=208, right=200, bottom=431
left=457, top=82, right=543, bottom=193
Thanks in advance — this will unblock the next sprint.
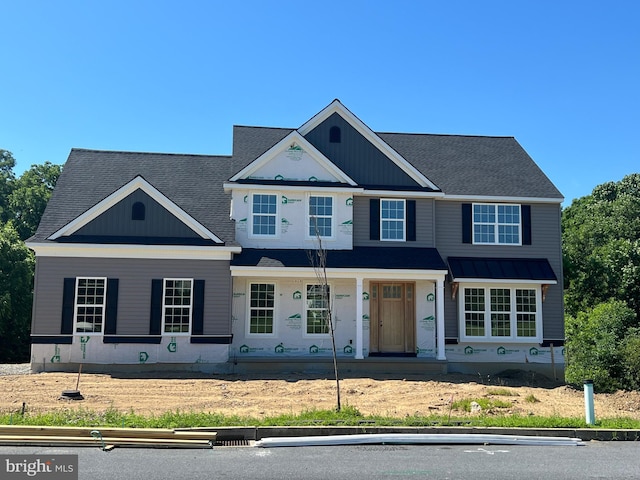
left=2, top=369, right=640, bottom=420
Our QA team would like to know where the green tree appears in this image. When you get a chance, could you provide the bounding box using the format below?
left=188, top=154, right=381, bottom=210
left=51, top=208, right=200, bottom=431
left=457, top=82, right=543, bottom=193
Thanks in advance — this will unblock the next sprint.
left=0, top=150, right=17, bottom=223
left=9, top=162, right=62, bottom=240
left=563, top=173, right=640, bottom=318
left=565, top=300, right=638, bottom=392
left=0, top=222, right=34, bottom=362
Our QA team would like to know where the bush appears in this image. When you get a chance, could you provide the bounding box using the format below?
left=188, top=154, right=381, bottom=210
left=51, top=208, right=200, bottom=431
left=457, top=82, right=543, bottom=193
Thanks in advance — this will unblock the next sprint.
left=622, top=332, right=640, bottom=390
left=565, top=300, right=638, bottom=392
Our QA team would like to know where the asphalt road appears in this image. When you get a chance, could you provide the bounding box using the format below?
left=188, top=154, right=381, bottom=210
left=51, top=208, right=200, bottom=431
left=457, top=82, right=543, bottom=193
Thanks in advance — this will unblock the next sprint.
left=2, top=442, right=640, bottom=479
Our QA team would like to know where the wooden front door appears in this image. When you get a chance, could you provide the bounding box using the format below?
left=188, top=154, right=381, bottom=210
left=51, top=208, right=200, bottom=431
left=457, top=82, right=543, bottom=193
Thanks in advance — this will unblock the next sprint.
left=370, top=282, right=415, bottom=354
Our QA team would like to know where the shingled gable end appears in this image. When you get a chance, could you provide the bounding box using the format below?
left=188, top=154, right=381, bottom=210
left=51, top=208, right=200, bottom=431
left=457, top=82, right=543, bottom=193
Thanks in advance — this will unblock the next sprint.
left=27, top=99, right=564, bottom=377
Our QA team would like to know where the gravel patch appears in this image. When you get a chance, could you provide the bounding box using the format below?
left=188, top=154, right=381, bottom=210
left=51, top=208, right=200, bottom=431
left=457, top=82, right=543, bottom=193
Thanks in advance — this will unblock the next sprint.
left=0, top=364, right=31, bottom=376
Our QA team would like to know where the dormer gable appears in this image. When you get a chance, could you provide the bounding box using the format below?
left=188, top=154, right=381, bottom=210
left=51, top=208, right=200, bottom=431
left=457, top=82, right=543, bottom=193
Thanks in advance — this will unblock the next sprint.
left=228, top=131, right=357, bottom=185
left=299, top=99, right=440, bottom=191
left=49, top=175, right=223, bottom=244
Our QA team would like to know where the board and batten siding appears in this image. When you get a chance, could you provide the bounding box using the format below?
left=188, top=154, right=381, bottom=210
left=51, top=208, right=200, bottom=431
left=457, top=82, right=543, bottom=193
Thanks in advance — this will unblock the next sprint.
left=31, top=257, right=232, bottom=337
left=304, top=113, right=421, bottom=188
left=434, top=200, right=564, bottom=341
left=73, top=190, right=201, bottom=239
left=352, top=196, right=435, bottom=247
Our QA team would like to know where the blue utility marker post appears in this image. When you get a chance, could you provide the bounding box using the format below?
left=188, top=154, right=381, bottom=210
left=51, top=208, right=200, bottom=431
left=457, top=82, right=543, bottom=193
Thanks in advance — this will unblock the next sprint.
left=584, top=379, right=595, bottom=425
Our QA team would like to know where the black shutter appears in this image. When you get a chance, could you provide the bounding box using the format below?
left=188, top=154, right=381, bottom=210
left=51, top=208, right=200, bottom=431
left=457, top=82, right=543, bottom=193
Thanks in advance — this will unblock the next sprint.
left=150, top=279, right=163, bottom=335
left=104, top=279, right=119, bottom=335
left=522, top=205, right=532, bottom=245
left=61, top=278, right=76, bottom=334
left=192, top=280, right=205, bottom=335
left=406, top=200, right=416, bottom=241
left=462, top=203, right=472, bottom=244
left=370, top=199, right=380, bottom=240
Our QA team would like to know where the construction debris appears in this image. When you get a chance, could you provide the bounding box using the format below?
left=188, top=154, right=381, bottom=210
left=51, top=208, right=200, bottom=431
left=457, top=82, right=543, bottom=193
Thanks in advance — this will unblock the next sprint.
left=0, top=425, right=216, bottom=449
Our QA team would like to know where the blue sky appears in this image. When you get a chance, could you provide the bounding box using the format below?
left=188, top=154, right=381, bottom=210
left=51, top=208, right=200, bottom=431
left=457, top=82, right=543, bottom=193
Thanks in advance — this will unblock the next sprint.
left=2, top=0, right=638, bottom=206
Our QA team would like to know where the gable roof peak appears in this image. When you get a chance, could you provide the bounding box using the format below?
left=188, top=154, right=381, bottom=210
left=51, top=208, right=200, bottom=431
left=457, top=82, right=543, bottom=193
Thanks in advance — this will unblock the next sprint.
left=298, top=100, right=439, bottom=190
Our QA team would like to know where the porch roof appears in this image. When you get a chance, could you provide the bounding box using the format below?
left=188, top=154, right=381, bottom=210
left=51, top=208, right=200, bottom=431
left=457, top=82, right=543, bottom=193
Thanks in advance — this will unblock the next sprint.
left=231, top=247, right=447, bottom=271
left=447, top=257, right=557, bottom=282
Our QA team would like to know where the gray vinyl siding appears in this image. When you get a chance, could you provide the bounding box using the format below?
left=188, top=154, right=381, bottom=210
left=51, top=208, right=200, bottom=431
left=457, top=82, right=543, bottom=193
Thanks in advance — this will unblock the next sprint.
left=304, top=113, right=421, bottom=188
left=31, top=257, right=231, bottom=336
left=353, top=196, right=435, bottom=247
left=73, top=190, right=200, bottom=239
left=435, top=200, right=564, bottom=341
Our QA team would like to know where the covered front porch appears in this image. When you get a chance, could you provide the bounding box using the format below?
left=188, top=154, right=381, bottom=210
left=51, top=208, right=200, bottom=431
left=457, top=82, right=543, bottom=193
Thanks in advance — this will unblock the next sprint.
left=229, top=247, right=448, bottom=363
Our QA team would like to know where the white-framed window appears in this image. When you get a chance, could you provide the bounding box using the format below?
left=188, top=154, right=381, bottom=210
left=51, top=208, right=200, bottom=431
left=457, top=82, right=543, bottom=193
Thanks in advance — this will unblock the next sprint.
left=74, top=277, right=107, bottom=334
left=381, top=199, right=405, bottom=241
left=459, top=284, right=541, bottom=342
left=305, top=283, right=330, bottom=335
left=473, top=203, right=521, bottom=245
left=249, top=283, right=276, bottom=335
left=308, top=195, right=334, bottom=238
left=251, top=193, right=278, bottom=236
left=163, top=278, right=193, bottom=334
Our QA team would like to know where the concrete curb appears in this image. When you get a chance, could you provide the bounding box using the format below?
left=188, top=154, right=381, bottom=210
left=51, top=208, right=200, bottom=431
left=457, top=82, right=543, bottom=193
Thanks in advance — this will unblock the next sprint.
left=214, top=425, right=640, bottom=442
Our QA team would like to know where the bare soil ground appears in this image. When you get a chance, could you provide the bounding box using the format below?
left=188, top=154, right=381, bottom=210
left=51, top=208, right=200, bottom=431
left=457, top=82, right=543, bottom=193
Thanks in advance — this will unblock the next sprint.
left=2, top=369, right=640, bottom=419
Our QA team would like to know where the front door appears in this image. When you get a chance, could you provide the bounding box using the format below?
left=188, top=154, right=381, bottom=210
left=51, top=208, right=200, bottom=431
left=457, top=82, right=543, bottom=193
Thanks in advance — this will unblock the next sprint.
left=370, top=282, right=415, bottom=354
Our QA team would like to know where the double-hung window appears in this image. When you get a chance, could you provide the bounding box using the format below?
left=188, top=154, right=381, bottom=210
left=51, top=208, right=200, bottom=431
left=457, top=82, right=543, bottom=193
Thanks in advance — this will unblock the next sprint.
left=461, top=285, right=540, bottom=342
left=249, top=283, right=275, bottom=334
left=252, top=194, right=277, bottom=236
left=308, top=196, right=333, bottom=238
left=75, top=277, right=106, bottom=333
left=306, top=284, right=330, bottom=335
left=163, top=279, right=193, bottom=334
left=381, top=199, right=405, bottom=241
left=473, top=204, right=521, bottom=244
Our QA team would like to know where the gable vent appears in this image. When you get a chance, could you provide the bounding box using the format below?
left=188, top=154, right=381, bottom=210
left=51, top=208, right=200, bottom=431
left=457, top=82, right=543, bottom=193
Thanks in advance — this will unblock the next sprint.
left=329, top=126, right=341, bottom=143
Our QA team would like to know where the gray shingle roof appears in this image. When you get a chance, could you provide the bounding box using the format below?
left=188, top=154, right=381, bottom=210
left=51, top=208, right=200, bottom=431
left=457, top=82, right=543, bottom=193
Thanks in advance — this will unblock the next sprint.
left=379, top=133, right=563, bottom=199
left=231, top=126, right=562, bottom=199
left=33, top=117, right=562, bottom=245
left=30, top=149, right=240, bottom=245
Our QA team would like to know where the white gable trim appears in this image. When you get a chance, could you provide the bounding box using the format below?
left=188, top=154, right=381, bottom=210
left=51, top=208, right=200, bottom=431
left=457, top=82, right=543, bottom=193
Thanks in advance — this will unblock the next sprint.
left=48, top=176, right=223, bottom=242
left=229, top=131, right=357, bottom=186
left=298, top=100, right=440, bottom=190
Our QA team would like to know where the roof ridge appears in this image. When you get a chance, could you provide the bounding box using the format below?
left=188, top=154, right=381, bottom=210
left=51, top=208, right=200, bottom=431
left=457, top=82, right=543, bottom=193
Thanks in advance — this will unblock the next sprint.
left=233, top=125, right=295, bottom=131
left=70, top=148, right=232, bottom=158
left=377, top=131, right=515, bottom=139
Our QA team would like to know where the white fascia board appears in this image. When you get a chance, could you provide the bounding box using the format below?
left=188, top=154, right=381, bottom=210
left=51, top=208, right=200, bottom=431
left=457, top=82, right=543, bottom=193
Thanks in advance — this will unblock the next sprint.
left=362, top=189, right=445, bottom=198
left=48, top=176, right=223, bottom=242
left=298, top=100, right=439, bottom=190
left=229, top=131, right=357, bottom=185
left=452, top=278, right=557, bottom=285
left=231, top=266, right=448, bottom=280
left=27, top=242, right=241, bottom=260
left=441, top=194, right=564, bottom=204
left=224, top=183, right=364, bottom=194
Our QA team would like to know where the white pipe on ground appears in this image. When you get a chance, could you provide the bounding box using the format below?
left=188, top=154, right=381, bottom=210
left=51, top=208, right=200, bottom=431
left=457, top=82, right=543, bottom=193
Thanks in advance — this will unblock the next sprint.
left=255, top=433, right=584, bottom=448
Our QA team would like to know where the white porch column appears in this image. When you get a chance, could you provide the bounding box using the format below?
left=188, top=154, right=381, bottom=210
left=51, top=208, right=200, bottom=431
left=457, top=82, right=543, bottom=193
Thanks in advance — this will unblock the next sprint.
left=436, top=277, right=446, bottom=360
left=355, top=276, right=364, bottom=359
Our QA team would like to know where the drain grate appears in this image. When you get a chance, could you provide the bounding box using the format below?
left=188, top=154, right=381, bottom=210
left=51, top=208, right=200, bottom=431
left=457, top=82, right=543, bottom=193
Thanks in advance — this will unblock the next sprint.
left=215, top=439, right=250, bottom=447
